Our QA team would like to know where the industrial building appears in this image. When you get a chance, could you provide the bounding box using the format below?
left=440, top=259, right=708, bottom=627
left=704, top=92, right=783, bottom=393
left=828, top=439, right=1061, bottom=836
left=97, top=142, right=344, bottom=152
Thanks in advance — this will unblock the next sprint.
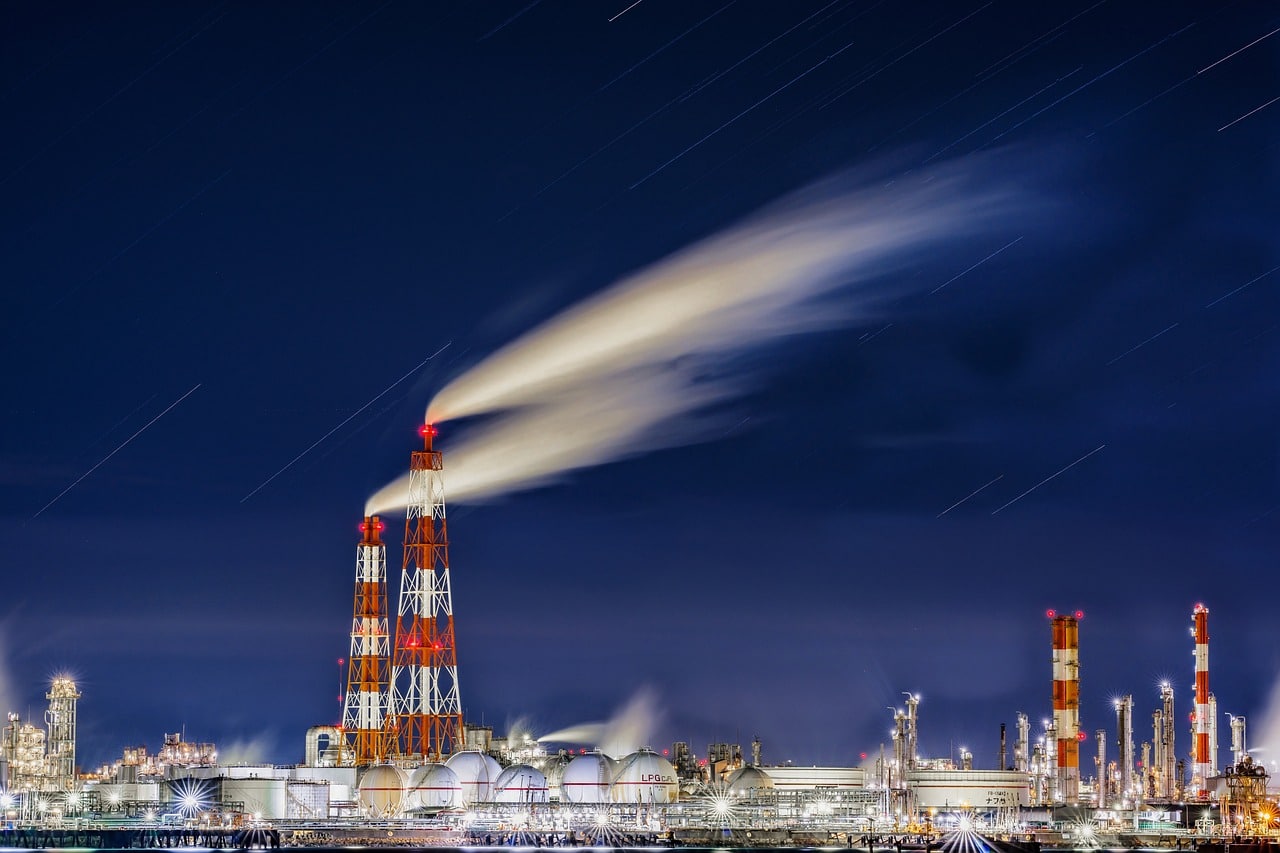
left=2, top=427, right=1276, bottom=847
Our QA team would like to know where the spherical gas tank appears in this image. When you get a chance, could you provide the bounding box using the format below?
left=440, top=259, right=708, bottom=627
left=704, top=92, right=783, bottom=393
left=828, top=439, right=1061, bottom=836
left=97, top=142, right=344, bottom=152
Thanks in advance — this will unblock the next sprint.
left=357, top=764, right=406, bottom=817
left=444, top=750, right=502, bottom=805
left=726, top=765, right=775, bottom=797
left=560, top=751, right=616, bottom=804
left=611, top=748, right=677, bottom=804
left=493, top=764, right=549, bottom=803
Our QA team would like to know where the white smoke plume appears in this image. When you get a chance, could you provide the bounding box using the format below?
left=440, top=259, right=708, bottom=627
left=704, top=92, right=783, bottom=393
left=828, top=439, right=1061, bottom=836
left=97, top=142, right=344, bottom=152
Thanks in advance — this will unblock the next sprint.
left=538, top=688, right=664, bottom=757
left=366, top=152, right=1037, bottom=513
left=1249, top=677, right=1280, bottom=763
left=220, top=732, right=278, bottom=765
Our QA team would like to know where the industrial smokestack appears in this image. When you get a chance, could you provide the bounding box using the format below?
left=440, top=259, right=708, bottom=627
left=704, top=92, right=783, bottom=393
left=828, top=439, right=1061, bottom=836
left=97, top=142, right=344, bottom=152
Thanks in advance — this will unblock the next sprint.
left=1049, top=609, right=1082, bottom=804
left=343, top=516, right=390, bottom=765
left=1000, top=722, right=1007, bottom=770
left=389, top=424, right=464, bottom=761
left=1193, top=603, right=1210, bottom=796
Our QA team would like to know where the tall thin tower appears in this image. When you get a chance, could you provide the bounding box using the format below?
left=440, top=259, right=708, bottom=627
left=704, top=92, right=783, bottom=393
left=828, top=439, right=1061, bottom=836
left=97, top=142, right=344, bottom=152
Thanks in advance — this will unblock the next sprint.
left=390, top=423, right=463, bottom=761
left=1049, top=609, right=1081, bottom=804
left=1115, top=695, right=1133, bottom=805
left=1192, top=603, right=1211, bottom=796
left=343, top=516, right=390, bottom=765
left=1153, top=682, right=1175, bottom=798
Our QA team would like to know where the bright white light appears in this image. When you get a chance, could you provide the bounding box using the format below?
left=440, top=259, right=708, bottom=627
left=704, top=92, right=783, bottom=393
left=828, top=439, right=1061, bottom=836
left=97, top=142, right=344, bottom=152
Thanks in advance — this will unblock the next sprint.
left=595, top=810, right=610, bottom=827
left=0, top=793, right=13, bottom=809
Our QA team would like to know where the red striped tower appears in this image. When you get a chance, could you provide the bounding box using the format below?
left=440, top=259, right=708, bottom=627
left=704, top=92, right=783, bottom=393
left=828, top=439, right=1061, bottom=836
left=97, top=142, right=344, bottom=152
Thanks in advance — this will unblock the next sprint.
left=1193, top=603, right=1211, bottom=797
left=343, top=516, right=391, bottom=764
left=1049, top=609, right=1082, bottom=803
left=389, top=423, right=463, bottom=761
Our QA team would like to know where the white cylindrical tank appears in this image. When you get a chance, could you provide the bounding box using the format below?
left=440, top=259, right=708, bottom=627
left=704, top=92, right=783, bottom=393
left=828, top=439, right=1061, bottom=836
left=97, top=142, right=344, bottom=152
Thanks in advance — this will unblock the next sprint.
left=285, top=780, right=330, bottom=820
left=560, top=752, right=616, bottom=804
left=611, top=749, right=677, bottom=804
left=726, top=766, right=775, bottom=797
left=357, top=764, right=406, bottom=818
left=907, top=769, right=1030, bottom=809
left=444, top=751, right=501, bottom=805
left=221, top=778, right=288, bottom=820
left=408, top=763, right=461, bottom=811
left=494, top=764, right=548, bottom=803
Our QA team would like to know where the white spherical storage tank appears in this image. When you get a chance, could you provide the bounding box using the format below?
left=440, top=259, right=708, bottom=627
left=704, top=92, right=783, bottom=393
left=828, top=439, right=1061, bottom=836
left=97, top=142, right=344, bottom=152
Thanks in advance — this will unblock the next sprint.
left=444, top=750, right=502, bottom=805
left=726, top=766, right=775, bottom=797
left=403, top=763, right=459, bottom=811
left=560, top=752, right=616, bottom=804
left=357, top=764, right=407, bottom=818
left=493, top=764, right=549, bottom=803
left=611, top=749, right=677, bottom=804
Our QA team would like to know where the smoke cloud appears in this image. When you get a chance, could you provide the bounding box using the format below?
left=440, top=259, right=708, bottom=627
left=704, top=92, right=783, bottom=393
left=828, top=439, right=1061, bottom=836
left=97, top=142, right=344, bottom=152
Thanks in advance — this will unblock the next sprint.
left=366, top=152, right=1039, bottom=514
left=538, top=688, right=664, bottom=757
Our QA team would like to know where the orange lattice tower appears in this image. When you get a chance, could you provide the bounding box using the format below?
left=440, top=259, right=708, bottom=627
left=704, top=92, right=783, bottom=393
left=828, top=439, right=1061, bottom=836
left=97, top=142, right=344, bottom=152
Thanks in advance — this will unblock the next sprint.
left=389, top=423, right=463, bottom=761
left=343, top=516, right=391, bottom=764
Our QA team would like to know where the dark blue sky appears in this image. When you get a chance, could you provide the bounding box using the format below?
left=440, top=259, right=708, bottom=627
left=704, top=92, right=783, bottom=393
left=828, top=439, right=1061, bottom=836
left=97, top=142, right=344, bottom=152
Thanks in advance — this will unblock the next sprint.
left=2, top=1, right=1278, bottom=772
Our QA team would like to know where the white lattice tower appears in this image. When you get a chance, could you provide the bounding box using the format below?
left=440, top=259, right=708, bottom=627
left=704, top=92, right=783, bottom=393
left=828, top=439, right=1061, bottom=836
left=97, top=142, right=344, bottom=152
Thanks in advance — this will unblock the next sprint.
left=390, top=423, right=462, bottom=760
left=343, top=516, right=390, bottom=764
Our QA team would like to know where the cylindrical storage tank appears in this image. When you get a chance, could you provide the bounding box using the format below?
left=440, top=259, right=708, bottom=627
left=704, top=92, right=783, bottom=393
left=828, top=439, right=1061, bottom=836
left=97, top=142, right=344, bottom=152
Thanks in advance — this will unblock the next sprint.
left=726, top=766, right=775, bottom=797
left=493, top=764, right=548, bottom=803
left=560, top=752, right=616, bottom=804
left=408, top=763, right=461, bottom=811
left=220, top=778, right=288, bottom=820
left=285, top=780, right=329, bottom=820
left=611, top=749, right=677, bottom=804
left=444, top=751, right=501, bottom=805
left=906, top=769, right=1030, bottom=809
left=357, top=764, right=406, bottom=818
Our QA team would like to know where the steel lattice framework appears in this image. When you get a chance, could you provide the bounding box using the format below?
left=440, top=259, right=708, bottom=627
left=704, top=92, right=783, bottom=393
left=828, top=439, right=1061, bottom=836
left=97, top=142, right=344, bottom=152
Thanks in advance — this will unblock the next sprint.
left=343, top=516, right=391, bottom=764
left=389, top=423, right=463, bottom=760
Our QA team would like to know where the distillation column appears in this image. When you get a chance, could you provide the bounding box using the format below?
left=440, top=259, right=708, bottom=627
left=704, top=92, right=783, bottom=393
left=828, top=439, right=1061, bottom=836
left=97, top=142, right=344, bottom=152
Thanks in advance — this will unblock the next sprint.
left=1209, top=694, right=1218, bottom=776
left=1115, top=695, right=1133, bottom=805
left=44, top=677, right=80, bottom=792
left=1193, top=604, right=1211, bottom=797
left=1153, top=682, right=1175, bottom=799
left=390, top=423, right=463, bottom=761
left=1050, top=610, right=1082, bottom=804
left=1229, top=715, right=1247, bottom=767
left=1015, top=713, right=1030, bottom=773
left=905, top=693, right=920, bottom=771
left=1095, top=729, right=1107, bottom=809
left=343, top=516, right=390, bottom=764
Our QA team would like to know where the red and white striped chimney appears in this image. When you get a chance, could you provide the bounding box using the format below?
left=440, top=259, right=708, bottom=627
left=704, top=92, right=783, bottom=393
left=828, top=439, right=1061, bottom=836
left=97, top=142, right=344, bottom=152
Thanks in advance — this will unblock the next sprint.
left=1049, top=609, right=1082, bottom=803
left=1193, top=603, right=1211, bottom=796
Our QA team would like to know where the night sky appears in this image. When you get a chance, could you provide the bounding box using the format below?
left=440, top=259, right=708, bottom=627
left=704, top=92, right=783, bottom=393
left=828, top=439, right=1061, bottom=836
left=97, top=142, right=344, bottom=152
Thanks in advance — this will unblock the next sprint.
left=3, top=2, right=1278, bottom=774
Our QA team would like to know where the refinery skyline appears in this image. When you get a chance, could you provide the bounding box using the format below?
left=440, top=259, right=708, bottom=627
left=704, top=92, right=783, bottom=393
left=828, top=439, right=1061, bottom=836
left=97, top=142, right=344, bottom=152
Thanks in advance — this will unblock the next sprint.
left=3, top=1, right=1278, bottom=772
